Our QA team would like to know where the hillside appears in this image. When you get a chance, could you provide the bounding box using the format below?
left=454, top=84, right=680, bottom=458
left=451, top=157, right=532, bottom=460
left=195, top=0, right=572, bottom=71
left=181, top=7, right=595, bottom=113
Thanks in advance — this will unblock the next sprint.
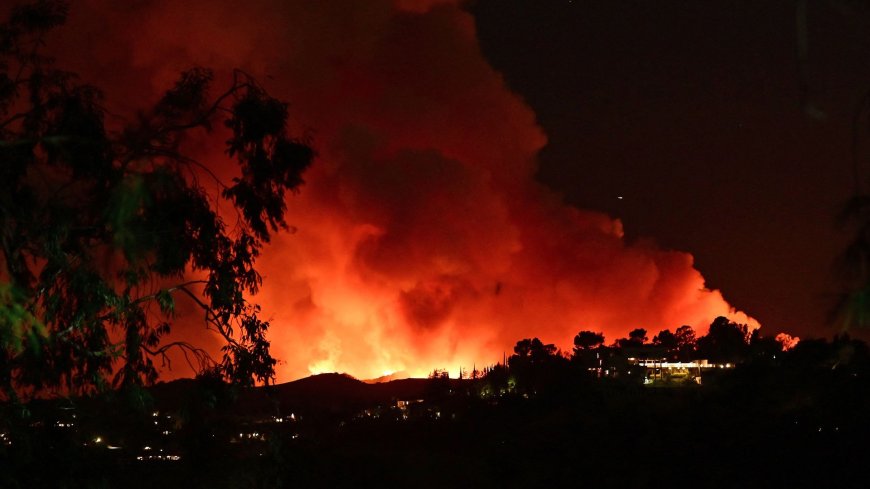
left=148, top=374, right=469, bottom=416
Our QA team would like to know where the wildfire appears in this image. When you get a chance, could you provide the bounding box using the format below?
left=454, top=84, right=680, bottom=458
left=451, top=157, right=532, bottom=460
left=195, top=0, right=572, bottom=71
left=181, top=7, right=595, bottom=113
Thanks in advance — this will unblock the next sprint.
left=52, top=0, right=759, bottom=382
left=776, top=333, right=800, bottom=350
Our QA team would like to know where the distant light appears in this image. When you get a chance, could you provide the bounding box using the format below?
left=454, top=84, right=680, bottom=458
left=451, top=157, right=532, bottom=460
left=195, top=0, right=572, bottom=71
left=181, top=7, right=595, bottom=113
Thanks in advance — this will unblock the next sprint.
left=617, top=196, right=623, bottom=200
left=93, top=436, right=102, bottom=444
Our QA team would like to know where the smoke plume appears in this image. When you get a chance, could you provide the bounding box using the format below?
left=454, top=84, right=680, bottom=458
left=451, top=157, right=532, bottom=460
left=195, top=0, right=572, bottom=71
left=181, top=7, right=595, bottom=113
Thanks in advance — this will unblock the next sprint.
left=48, top=0, right=757, bottom=380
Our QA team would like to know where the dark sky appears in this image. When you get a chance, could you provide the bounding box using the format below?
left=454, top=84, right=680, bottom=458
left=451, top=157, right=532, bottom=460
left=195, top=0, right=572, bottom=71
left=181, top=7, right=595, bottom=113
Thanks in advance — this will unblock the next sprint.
left=471, top=0, right=870, bottom=339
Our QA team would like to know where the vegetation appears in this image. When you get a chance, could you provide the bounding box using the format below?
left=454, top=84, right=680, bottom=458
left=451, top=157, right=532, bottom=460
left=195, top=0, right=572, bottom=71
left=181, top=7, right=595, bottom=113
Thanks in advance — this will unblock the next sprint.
left=2, top=317, right=868, bottom=489
left=0, top=1, right=313, bottom=400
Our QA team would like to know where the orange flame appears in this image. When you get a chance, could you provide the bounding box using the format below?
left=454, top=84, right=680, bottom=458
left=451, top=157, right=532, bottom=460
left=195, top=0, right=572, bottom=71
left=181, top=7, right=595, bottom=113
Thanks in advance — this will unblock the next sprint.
left=776, top=333, right=800, bottom=350
left=53, top=0, right=759, bottom=381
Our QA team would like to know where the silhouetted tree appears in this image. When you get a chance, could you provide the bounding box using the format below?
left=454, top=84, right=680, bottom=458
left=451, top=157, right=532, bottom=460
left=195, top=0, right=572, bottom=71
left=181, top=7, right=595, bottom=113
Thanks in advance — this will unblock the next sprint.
left=629, top=328, right=648, bottom=344
left=696, top=317, right=749, bottom=364
left=651, top=329, right=678, bottom=362
left=0, top=1, right=313, bottom=400
left=426, top=368, right=451, bottom=400
left=512, top=338, right=559, bottom=363
left=748, top=330, right=784, bottom=363
left=480, top=363, right=510, bottom=396
left=573, top=330, right=605, bottom=351
left=791, top=333, right=870, bottom=374
left=470, top=365, right=481, bottom=380
left=428, top=368, right=450, bottom=380
left=784, top=337, right=835, bottom=371
left=572, top=330, right=605, bottom=371
left=652, top=329, right=677, bottom=349
left=674, top=325, right=697, bottom=361
left=615, top=328, right=647, bottom=349
left=508, top=338, right=568, bottom=394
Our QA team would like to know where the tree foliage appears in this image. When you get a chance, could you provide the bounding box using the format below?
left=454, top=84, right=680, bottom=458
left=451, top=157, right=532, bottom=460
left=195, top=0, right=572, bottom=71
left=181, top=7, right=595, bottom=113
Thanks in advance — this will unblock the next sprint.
left=696, top=317, right=749, bottom=364
left=508, top=337, right=570, bottom=394
left=0, top=1, right=314, bottom=399
left=614, top=327, right=647, bottom=349
left=511, top=337, right=559, bottom=364
left=673, top=325, right=697, bottom=361
left=572, top=330, right=604, bottom=351
left=651, top=329, right=677, bottom=350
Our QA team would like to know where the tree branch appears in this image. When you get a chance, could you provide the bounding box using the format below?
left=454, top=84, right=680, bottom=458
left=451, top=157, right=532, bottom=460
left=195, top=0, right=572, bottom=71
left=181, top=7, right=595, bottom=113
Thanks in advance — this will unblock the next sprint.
left=175, top=284, right=242, bottom=348
left=144, top=341, right=215, bottom=373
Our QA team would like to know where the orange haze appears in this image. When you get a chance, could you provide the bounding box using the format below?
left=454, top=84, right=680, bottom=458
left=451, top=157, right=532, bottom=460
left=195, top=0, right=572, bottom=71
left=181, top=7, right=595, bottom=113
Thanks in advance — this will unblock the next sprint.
left=48, top=0, right=758, bottom=380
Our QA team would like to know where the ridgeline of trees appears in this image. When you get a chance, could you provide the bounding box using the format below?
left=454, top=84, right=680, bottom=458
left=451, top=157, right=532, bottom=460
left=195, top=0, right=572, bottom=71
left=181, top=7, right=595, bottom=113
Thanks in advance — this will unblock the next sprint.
left=468, top=315, right=865, bottom=399
left=486, top=318, right=729, bottom=396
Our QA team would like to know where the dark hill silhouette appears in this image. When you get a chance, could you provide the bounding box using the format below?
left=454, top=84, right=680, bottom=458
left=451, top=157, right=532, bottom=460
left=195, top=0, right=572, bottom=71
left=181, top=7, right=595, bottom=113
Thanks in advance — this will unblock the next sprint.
left=268, top=373, right=373, bottom=411
left=148, top=378, right=201, bottom=411
left=363, top=370, right=410, bottom=383
left=368, top=378, right=437, bottom=399
left=147, top=373, right=469, bottom=417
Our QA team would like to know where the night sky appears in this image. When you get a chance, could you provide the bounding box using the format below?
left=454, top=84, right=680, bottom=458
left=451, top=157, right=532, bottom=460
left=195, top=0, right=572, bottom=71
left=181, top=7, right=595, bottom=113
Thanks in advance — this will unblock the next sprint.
left=473, top=0, right=870, bottom=339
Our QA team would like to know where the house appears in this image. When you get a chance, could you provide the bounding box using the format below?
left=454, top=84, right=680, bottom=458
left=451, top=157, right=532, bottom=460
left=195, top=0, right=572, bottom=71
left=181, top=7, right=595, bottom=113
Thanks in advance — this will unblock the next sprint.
left=628, top=358, right=734, bottom=384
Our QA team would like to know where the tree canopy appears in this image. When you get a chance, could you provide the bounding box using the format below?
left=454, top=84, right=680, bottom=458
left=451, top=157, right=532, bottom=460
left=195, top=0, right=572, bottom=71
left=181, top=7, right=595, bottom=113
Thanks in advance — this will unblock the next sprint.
left=573, top=330, right=604, bottom=351
left=696, top=317, right=749, bottom=363
left=0, top=1, right=314, bottom=400
left=613, top=328, right=647, bottom=349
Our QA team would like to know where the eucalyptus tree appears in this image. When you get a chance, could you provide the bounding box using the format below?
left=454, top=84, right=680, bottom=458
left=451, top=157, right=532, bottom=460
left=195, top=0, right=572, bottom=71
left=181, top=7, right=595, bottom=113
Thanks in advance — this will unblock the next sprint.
left=0, top=1, right=314, bottom=400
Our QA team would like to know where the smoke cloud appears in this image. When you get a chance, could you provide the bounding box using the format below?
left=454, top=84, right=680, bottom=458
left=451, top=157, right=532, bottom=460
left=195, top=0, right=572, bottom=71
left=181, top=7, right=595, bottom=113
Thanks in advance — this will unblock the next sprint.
left=48, top=0, right=757, bottom=380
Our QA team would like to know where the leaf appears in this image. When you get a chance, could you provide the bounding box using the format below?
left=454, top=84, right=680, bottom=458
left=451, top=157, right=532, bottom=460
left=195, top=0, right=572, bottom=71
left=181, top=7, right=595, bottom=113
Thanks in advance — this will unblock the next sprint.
left=155, top=289, right=175, bottom=316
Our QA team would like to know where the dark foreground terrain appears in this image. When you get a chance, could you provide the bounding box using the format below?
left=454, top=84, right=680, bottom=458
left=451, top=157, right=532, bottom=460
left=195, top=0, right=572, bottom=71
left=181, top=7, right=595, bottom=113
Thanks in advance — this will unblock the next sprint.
left=2, top=359, right=870, bottom=489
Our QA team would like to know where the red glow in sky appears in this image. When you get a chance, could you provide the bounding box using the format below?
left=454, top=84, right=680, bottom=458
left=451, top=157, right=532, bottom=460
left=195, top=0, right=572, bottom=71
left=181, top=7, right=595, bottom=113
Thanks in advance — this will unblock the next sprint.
left=50, top=0, right=758, bottom=380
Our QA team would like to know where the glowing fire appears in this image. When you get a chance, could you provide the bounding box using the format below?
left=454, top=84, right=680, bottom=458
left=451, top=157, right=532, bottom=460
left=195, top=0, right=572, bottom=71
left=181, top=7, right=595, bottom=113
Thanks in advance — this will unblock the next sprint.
left=53, top=0, right=760, bottom=381
left=776, top=333, right=800, bottom=350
